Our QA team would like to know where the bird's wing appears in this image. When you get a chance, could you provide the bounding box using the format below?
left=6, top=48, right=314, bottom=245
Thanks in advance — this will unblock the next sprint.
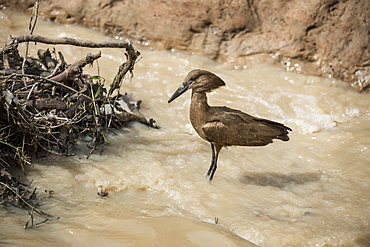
left=202, top=107, right=290, bottom=146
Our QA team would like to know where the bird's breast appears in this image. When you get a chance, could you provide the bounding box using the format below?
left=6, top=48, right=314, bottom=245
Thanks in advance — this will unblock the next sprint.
left=189, top=107, right=208, bottom=141
left=189, top=97, right=210, bottom=142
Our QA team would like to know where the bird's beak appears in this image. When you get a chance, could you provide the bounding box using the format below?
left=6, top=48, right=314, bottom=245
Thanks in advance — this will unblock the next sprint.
left=168, top=81, right=190, bottom=103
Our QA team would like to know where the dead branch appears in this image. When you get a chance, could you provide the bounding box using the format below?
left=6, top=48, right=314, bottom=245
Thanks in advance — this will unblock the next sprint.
left=1, top=34, right=140, bottom=93
left=49, top=51, right=101, bottom=82
left=4, top=34, right=135, bottom=49
left=0, top=29, right=157, bottom=221
left=0, top=2, right=155, bottom=227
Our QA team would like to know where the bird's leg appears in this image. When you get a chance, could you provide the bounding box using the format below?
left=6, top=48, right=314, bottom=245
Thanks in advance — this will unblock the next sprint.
left=207, top=144, right=222, bottom=181
left=206, top=143, right=216, bottom=177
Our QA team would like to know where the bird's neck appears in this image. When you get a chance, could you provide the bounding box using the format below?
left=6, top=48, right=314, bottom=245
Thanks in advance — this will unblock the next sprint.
left=190, top=91, right=210, bottom=139
left=190, top=91, right=210, bottom=111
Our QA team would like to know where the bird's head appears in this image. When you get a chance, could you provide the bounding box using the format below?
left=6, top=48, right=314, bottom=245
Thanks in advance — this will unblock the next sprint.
left=168, top=69, right=226, bottom=103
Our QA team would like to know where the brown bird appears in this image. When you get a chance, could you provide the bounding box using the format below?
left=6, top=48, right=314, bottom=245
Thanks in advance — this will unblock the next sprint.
left=168, top=69, right=292, bottom=181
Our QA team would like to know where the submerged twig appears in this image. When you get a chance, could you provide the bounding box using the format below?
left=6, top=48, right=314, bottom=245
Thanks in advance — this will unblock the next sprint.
left=0, top=181, right=58, bottom=225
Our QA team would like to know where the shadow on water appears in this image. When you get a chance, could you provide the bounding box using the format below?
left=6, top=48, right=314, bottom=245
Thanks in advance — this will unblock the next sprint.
left=240, top=172, right=323, bottom=189
left=355, top=232, right=370, bottom=247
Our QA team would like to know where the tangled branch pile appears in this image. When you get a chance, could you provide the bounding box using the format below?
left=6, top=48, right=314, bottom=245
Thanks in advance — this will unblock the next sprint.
left=0, top=34, right=156, bottom=208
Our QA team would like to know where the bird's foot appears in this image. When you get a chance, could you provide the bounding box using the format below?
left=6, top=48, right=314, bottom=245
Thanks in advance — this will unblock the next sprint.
left=205, top=174, right=213, bottom=183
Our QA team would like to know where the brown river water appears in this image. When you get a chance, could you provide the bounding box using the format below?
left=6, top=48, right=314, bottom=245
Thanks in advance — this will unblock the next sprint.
left=1, top=10, right=369, bottom=247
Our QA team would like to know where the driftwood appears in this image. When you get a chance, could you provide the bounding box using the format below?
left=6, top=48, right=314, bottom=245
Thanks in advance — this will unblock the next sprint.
left=0, top=33, right=157, bottom=214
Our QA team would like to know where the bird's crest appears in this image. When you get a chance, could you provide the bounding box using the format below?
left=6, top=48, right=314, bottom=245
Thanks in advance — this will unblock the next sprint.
left=185, top=69, right=226, bottom=93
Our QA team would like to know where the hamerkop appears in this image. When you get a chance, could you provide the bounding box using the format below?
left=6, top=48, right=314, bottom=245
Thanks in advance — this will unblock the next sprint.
left=168, top=69, right=292, bottom=181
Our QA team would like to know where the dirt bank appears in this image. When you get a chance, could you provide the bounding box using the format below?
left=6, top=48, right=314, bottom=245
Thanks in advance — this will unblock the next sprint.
left=1, top=0, right=369, bottom=91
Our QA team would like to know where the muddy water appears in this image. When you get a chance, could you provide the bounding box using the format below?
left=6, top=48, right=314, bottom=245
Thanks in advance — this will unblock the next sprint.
left=1, top=10, right=370, bottom=247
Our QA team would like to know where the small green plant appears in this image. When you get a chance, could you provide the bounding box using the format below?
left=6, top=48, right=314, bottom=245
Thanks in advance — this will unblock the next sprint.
left=0, top=140, right=31, bottom=174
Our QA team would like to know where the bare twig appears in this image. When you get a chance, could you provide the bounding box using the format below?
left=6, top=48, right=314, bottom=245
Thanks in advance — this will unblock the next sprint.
left=3, top=73, right=92, bottom=101
left=49, top=52, right=101, bottom=82
left=21, top=0, right=40, bottom=75
left=1, top=34, right=140, bottom=93
left=6, top=35, right=135, bottom=49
